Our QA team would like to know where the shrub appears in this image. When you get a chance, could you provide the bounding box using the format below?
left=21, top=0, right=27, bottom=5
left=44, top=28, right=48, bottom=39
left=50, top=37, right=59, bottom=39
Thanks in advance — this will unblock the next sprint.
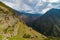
left=23, top=33, right=31, bottom=38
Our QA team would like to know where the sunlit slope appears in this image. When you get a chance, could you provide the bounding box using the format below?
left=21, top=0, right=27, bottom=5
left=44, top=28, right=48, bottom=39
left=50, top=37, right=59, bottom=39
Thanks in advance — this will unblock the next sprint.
left=8, top=22, right=47, bottom=40
left=0, top=2, right=47, bottom=40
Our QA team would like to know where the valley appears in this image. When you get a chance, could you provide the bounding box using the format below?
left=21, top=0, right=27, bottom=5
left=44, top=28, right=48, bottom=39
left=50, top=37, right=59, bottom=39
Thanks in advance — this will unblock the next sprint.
left=0, top=1, right=60, bottom=40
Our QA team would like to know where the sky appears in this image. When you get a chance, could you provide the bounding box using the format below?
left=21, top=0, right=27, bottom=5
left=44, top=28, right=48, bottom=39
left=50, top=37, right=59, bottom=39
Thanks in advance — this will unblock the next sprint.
left=0, top=0, right=60, bottom=14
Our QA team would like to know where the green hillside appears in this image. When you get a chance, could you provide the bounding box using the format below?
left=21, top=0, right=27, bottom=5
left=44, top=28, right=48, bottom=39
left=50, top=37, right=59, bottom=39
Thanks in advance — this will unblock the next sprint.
left=0, top=2, right=47, bottom=40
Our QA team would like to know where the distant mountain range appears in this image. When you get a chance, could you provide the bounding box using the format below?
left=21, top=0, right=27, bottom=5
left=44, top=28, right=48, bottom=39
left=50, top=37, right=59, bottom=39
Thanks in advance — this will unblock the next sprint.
left=32, top=8, right=60, bottom=37
left=13, top=9, right=42, bottom=26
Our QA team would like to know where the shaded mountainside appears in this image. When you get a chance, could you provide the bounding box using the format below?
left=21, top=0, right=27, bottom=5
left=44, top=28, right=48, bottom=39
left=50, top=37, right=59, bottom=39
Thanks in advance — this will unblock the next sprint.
left=13, top=9, right=42, bottom=26
left=32, top=8, right=60, bottom=37
left=0, top=2, right=47, bottom=40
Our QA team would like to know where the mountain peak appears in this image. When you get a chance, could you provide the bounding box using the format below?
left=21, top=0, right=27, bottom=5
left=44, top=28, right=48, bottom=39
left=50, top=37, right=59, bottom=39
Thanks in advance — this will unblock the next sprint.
left=48, top=8, right=60, bottom=11
left=32, top=8, right=60, bottom=37
left=45, top=8, right=60, bottom=15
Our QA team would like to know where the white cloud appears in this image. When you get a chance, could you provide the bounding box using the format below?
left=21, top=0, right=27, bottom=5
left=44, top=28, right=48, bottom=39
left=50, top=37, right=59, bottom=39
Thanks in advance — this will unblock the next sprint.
left=21, top=4, right=33, bottom=12
left=0, top=0, right=60, bottom=14
left=48, top=0, right=59, bottom=3
left=41, top=4, right=53, bottom=13
left=2, top=1, right=15, bottom=7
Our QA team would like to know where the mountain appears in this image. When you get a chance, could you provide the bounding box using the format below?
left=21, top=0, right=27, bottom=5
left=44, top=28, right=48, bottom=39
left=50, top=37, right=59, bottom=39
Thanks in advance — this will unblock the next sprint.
left=32, top=8, right=60, bottom=37
left=0, top=2, right=47, bottom=40
left=13, top=9, right=42, bottom=26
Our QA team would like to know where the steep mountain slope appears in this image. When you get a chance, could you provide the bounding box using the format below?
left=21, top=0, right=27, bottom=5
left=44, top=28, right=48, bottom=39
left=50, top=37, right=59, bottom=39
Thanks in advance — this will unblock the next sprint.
left=0, top=2, right=47, bottom=40
left=20, top=12, right=42, bottom=24
left=13, top=9, right=42, bottom=26
left=32, top=8, right=60, bottom=36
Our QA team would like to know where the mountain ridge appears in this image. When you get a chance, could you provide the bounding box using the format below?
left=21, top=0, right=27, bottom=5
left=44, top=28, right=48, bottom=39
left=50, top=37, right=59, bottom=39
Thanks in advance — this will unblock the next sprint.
left=0, top=1, right=47, bottom=40
left=32, top=8, right=60, bottom=37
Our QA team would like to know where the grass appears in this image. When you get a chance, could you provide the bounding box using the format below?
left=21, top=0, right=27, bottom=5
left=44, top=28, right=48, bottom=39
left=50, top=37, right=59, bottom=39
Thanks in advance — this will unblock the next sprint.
left=0, top=35, right=2, bottom=40
left=0, top=1, right=13, bottom=12
left=0, top=1, right=47, bottom=40
left=8, top=22, right=47, bottom=40
left=8, top=22, right=26, bottom=40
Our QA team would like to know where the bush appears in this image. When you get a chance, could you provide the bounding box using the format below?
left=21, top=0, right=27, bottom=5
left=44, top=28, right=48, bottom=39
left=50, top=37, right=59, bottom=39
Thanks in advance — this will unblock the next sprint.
left=23, top=33, right=31, bottom=38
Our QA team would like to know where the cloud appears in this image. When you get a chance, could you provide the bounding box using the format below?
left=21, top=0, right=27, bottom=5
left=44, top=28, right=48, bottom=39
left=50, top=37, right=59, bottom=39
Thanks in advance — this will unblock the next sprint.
left=2, top=1, right=15, bottom=7
left=48, top=0, right=59, bottom=3
left=41, top=4, right=53, bottom=13
left=0, top=0, right=60, bottom=14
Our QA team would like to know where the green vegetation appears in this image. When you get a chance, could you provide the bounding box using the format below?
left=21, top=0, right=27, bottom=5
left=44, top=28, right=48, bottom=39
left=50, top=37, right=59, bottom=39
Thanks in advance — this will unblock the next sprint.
left=0, top=35, right=2, bottom=40
left=0, top=1, right=47, bottom=40
left=0, top=1, right=14, bottom=13
left=23, top=33, right=31, bottom=38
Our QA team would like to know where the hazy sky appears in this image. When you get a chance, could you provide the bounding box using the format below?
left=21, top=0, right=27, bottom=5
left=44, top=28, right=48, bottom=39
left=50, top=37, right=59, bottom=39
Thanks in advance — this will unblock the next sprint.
left=0, top=0, right=60, bottom=14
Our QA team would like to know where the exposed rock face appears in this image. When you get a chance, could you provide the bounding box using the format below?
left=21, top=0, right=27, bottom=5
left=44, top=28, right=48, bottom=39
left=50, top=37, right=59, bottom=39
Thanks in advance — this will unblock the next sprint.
left=0, top=2, right=21, bottom=40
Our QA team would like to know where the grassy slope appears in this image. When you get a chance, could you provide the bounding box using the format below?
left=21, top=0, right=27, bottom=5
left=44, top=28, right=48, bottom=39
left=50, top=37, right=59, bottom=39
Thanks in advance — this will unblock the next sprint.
left=0, top=2, right=47, bottom=40
left=8, top=22, right=47, bottom=40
